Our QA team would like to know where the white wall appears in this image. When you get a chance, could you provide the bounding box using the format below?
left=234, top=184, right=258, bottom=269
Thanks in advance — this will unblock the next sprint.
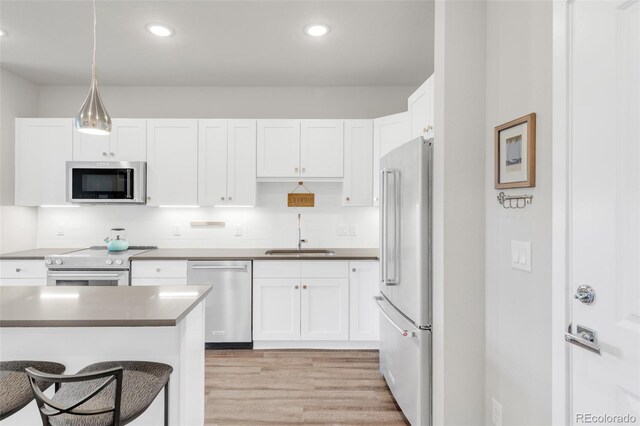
left=37, top=85, right=413, bottom=119
left=0, top=68, right=39, bottom=252
left=37, top=183, right=378, bottom=249
left=432, top=1, right=486, bottom=424
left=484, top=1, right=553, bottom=425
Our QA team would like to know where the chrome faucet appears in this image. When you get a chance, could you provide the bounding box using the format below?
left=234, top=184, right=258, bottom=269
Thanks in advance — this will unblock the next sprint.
left=297, top=213, right=307, bottom=250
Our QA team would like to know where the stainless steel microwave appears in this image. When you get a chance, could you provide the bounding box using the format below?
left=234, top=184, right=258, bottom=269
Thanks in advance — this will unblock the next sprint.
left=66, top=161, right=146, bottom=204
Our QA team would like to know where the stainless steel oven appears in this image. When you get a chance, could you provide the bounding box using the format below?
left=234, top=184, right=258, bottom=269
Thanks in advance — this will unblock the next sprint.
left=66, top=161, right=146, bottom=204
left=47, top=270, right=129, bottom=286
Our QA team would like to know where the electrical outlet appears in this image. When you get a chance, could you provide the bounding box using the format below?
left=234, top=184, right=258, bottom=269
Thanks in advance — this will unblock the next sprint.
left=173, top=224, right=181, bottom=236
left=233, top=224, right=243, bottom=237
left=56, top=223, right=65, bottom=237
left=337, top=225, right=349, bottom=236
left=492, top=398, right=503, bottom=426
left=349, top=225, right=358, bottom=236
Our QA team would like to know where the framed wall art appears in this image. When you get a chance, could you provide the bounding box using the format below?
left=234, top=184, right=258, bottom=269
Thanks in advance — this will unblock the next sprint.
left=494, top=113, right=536, bottom=189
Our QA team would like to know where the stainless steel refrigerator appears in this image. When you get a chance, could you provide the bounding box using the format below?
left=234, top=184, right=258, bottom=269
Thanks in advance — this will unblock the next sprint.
left=376, top=136, right=432, bottom=426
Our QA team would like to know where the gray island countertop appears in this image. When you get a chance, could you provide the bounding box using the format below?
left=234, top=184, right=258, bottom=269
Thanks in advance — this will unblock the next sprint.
left=131, top=248, right=379, bottom=260
left=0, top=285, right=211, bottom=328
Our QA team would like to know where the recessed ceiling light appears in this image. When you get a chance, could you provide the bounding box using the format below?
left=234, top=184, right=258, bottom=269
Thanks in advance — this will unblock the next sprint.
left=304, top=24, right=330, bottom=37
left=0, top=29, right=7, bottom=37
left=146, top=24, right=174, bottom=37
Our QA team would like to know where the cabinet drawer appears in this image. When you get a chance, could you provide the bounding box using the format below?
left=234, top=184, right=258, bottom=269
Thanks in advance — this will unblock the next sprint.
left=0, top=260, right=47, bottom=279
left=131, top=261, right=188, bottom=278
left=131, top=277, right=187, bottom=286
left=253, top=261, right=301, bottom=278
left=300, top=261, right=348, bottom=278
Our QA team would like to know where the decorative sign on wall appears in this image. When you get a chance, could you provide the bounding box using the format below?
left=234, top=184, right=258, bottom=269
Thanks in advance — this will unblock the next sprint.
left=288, top=182, right=315, bottom=207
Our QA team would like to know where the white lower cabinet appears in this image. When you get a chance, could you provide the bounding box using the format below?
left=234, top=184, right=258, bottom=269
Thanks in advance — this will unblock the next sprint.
left=253, top=260, right=378, bottom=346
left=349, top=261, right=380, bottom=341
left=0, top=260, right=47, bottom=286
left=130, top=260, right=188, bottom=286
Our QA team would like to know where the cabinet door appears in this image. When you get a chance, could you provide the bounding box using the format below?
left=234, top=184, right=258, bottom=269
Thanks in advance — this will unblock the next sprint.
left=300, top=120, right=344, bottom=178
left=343, top=120, right=373, bottom=206
left=253, top=278, right=301, bottom=341
left=227, top=120, right=257, bottom=206
left=146, top=119, right=198, bottom=206
left=372, top=112, right=410, bottom=206
left=300, top=278, right=349, bottom=341
left=15, top=118, right=72, bottom=206
left=349, top=261, right=380, bottom=341
left=198, top=119, right=228, bottom=206
left=72, top=130, right=110, bottom=161
left=256, top=120, right=300, bottom=178
left=408, top=74, right=434, bottom=140
left=110, top=119, right=147, bottom=161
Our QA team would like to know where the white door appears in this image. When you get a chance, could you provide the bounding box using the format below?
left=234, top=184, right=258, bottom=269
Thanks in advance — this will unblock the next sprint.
left=566, top=1, right=640, bottom=423
left=300, top=278, right=349, bottom=341
left=146, top=119, right=198, bottom=206
left=343, top=120, right=373, bottom=206
left=256, top=120, right=300, bottom=178
left=15, top=118, right=72, bottom=206
left=198, top=119, right=228, bottom=206
left=227, top=120, right=257, bottom=206
left=72, top=129, right=110, bottom=161
left=349, top=261, right=380, bottom=341
left=253, top=278, right=301, bottom=341
left=109, top=119, right=147, bottom=161
left=408, top=75, right=434, bottom=140
left=373, top=112, right=410, bottom=206
left=300, top=120, right=344, bottom=178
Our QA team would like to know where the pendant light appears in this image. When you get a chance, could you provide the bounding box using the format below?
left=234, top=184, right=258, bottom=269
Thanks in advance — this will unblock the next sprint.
left=74, top=0, right=111, bottom=135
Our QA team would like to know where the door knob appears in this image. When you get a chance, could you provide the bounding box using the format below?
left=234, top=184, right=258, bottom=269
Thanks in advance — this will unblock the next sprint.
left=574, top=284, right=595, bottom=304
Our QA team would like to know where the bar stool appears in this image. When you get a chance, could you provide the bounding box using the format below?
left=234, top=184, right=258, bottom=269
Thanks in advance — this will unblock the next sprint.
left=0, top=360, right=66, bottom=420
left=26, top=360, right=173, bottom=426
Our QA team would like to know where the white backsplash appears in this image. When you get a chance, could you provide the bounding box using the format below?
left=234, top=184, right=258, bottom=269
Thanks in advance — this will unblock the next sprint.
left=36, top=183, right=379, bottom=249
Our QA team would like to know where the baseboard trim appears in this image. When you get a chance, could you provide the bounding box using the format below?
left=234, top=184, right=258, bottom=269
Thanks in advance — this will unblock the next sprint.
left=252, top=341, right=379, bottom=350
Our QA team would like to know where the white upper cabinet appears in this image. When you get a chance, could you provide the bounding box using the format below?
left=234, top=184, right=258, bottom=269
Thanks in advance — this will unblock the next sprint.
left=372, top=112, right=410, bottom=206
left=199, top=119, right=256, bottom=206
left=72, top=119, right=146, bottom=162
left=146, top=119, right=198, bottom=206
left=15, top=118, right=72, bottom=206
left=408, top=74, right=435, bottom=140
left=257, top=120, right=300, bottom=178
left=300, top=120, right=344, bottom=178
left=343, top=120, right=373, bottom=206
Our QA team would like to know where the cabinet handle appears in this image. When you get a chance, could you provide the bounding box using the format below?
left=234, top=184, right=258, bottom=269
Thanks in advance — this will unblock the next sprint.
left=15, top=268, right=21, bottom=273
left=110, top=152, right=115, bottom=157
left=352, top=268, right=356, bottom=272
left=221, top=196, right=225, bottom=201
left=295, top=167, right=299, bottom=173
left=303, top=284, right=307, bottom=289
left=156, top=268, right=161, bottom=272
left=102, top=152, right=108, bottom=156
left=294, top=285, right=299, bottom=289
left=228, top=196, right=232, bottom=201
left=147, top=196, right=151, bottom=200
left=302, top=167, right=306, bottom=173
left=346, top=197, right=350, bottom=202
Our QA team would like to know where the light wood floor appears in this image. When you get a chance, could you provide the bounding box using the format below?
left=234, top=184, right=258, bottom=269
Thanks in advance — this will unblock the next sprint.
left=204, top=349, right=409, bottom=425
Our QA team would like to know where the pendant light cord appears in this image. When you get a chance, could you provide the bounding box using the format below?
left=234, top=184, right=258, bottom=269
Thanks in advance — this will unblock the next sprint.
left=92, top=0, right=97, bottom=80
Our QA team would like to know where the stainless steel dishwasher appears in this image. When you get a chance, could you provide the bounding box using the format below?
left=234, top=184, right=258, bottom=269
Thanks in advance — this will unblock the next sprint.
left=187, top=260, right=252, bottom=347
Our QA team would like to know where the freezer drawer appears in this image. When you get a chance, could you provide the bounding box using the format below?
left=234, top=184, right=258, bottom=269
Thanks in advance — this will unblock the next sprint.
left=377, top=294, right=431, bottom=426
left=187, top=261, right=252, bottom=344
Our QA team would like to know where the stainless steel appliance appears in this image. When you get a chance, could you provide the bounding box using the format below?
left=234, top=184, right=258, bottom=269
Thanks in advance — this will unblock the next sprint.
left=378, top=136, right=433, bottom=425
left=66, top=161, right=146, bottom=204
left=187, top=261, right=252, bottom=347
left=45, top=246, right=155, bottom=286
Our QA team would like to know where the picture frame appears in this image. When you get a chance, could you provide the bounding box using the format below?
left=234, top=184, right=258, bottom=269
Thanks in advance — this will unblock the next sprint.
left=494, top=112, right=536, bottom=189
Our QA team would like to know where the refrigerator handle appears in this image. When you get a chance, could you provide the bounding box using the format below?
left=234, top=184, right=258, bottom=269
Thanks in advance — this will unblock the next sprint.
left=380, top=169, right=388, bottom=284
left=387, top=169, right=401, bottom=285
left=374, top=296, right=415, bottom=337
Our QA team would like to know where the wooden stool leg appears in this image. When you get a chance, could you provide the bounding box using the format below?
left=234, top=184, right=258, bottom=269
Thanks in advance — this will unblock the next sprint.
left=164, top=378, right=170, bottom=426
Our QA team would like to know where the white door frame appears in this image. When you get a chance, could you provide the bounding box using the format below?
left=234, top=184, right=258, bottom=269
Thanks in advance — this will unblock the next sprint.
left=551, top=0, right=572, bottom=424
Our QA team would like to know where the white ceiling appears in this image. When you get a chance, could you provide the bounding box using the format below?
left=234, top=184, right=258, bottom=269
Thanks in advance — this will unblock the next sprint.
left=0, top=0, right=434, bottom=87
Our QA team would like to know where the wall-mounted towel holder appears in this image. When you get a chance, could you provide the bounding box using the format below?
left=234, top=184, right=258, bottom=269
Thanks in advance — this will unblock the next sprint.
left=497, top=192, right=533, bottom=209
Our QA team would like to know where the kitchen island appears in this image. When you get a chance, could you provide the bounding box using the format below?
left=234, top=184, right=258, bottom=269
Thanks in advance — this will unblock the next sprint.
left=0, top=285, right=211, bottom=425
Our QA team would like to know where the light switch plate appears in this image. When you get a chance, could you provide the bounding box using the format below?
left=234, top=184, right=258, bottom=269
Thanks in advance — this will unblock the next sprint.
left=349, top=225, right=358, bottom=236
left=337, top=225, right=349, bottom=236
left=511, top=240, right=532, bottom=272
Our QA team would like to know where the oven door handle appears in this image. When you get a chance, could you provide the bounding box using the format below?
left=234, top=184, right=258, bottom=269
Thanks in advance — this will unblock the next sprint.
left=47, top=273, right=121, bottom=278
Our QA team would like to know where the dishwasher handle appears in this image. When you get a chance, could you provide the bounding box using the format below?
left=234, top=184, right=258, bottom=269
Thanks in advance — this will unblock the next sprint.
left=190, top=265, right=247, bottom=271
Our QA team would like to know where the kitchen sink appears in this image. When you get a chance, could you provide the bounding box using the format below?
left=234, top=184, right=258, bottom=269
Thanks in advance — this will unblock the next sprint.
left=264, top=249, right=336, bottom=256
